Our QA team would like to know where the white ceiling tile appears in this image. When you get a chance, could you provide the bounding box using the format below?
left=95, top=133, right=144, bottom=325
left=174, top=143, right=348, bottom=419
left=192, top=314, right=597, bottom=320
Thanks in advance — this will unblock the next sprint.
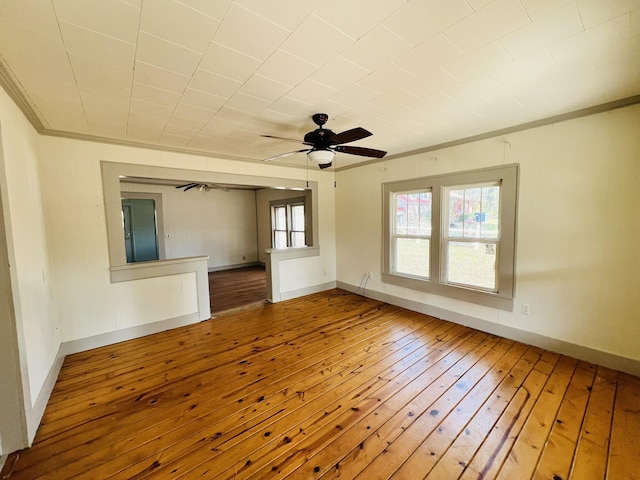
left=395, top=34, right=465, bottom=77
left=383, top=0, right=473, bottom=46
left=500, top=3, right=585, bottom=59
left=443, top=42, right=513, bottom=81
left=487, top=50, right=557, bottom=85
left=280, top=14, right=353, bottom=67
left=188, top=68, right=242, bottom=98
left=215, top=106, right=255, bottom=123
left=444, top=0, right=531, bottom=53
left=404, top=68, right=460, bottom=98
left=519, top=0, right=576, bottom=20
left=213, top=3, right=289, bottom=61
left=0, top=17, right=68, bottom=65
left=164, top=114, right=207, bottom=135
left=199, top=116, right=243, bottom=135
left=134, top=61, right=191, bottom=93
left=286, top=79, right=337, bottom=104
left=466, top=0, right=494, bottom=10
left=136, top=32, right=202, bottom=76
left=548, top=14, right=629, bottom=65
left=368, top=88, right=419, bottom=111
left=329, top=84, right=378, bottom=109
left=70, top=54, right=133, bottom=90
left=310, top=56, right=370, bottom=91
left=130, top=98, right=175, bottom=120
left=53, top=0, right=140, bottom=44
left=239, top=75, right=292, bottom=102
left=199, top=42, right=261, bottom=83
left=75, top=75, right=132, bottom=104
left=141, top=0, right=220, bottom=52
left=225, top=92, right=272, bottom=114
left=127, top=112, right=170, bottom=130
left=59, top=21, right=136, bottom=69
left=158, top=132, right=192, bottom=147
left=132, top=82, right=182, bottom=108
left=267, top=96, right=316, bottom=116
left=315, top=0, right=406, bottom=40
left=126, top=124, right=162, bottom=142
left=81, top=93, right=129, bottom=119
left=181, top=88, right=227, bottom=111
left=233, top=0, right=315, bottom=31
left=0, top=0, right=60, bottom=38
left=577, top=0, right=640, bottom=28
left=341, top=25, right=412, bottom=71
left=175, top=0, right=233, bottom=21
left=256, top=49, right=318, bottom=87
left=173, top=102, right=216, bottom=122
left=357, top=64, right=416, bottom=95
left=442, top=74, right=498, bottom=103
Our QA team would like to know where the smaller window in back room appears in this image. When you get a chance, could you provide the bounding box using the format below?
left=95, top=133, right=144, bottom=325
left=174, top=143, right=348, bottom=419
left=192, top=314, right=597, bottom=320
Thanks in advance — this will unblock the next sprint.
left=270, top=197, right=306, bottom=249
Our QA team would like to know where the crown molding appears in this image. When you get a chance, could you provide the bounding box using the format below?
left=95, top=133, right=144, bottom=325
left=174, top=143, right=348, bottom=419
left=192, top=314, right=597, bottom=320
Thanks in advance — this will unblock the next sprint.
left=0, top=58, right=45, bottom=132
left=335, top=94, right=640, bottom=171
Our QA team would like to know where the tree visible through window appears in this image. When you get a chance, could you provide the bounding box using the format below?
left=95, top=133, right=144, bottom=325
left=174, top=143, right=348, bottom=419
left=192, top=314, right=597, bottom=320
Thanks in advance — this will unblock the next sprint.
left=382, top=165, right=518, bottom=311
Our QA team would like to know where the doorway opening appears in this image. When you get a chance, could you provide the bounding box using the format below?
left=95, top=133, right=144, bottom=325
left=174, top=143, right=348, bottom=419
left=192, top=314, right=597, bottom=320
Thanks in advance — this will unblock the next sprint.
left=208, top=265, right=267, bottom=315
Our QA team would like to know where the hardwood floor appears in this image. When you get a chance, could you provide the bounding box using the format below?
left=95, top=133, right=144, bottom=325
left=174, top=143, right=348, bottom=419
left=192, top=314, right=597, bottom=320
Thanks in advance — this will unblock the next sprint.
left=209, top=265, right=267, bottom=315
left=2, top=290, right=639, bottom=479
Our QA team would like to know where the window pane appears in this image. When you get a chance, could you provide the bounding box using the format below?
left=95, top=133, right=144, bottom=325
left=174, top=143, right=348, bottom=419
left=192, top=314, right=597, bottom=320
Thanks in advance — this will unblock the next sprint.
left=446, top=241, right=497, bottom=291
left=274, top=231, right=287, bottom=249
left=447, top=185, right=500, bottom=240
left=395, top=237, right=429, bottom=278
left=395, top=194, right=408, bottom=235
left=291, top=232, right=305, bottom=247
left=395, top=191, right=431, bottom=236
left=274, top=206, right=286, bottom=230
left=291, top=204, right=305, bottom=231
left=480, top=186, right=500, bottom=239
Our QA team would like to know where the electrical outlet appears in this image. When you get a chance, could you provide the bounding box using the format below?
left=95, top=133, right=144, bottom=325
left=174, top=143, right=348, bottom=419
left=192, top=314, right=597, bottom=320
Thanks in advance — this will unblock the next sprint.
left=521, top=303, right=530, bottom=315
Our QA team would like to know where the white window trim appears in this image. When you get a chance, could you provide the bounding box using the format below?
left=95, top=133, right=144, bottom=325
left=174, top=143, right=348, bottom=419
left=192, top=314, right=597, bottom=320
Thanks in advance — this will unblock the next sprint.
left=382, top=164, right=519, bottom=311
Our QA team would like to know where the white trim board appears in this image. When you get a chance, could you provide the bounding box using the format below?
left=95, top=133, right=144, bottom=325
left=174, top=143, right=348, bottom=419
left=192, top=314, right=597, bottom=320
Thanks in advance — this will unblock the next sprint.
left=336, top=281, right=640, bottom=377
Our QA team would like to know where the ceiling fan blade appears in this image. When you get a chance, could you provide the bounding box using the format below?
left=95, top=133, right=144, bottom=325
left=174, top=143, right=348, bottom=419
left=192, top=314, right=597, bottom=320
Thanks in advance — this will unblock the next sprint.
left=318, top=162, right=332, bottom=169
left=328, top=127, right=372, bottom=145
left=183, top=184, right=200, bottom=191
left=334, top=145, right=387, bottom=158
left=176, top=183, right=198, bottom=189
left=261, top=134, right=313, bottom=146
left=262, top=148, right=312, bottom=162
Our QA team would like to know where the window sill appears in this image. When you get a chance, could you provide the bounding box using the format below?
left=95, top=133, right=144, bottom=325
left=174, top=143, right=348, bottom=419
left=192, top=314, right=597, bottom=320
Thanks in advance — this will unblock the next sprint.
left=381, top=272, right=514, bottom=311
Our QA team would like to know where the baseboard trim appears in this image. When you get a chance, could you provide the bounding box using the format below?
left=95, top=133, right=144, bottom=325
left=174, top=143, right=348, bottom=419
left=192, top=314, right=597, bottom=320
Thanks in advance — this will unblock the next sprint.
left=61, top=313, right=202, bottom=356
left=337, top=281, right=640, bottom=377
left=28, top=348, right=65, bottom=443
left=208, top=262, right=263, bottom=272
left=280, top=281, right=337, bottom=302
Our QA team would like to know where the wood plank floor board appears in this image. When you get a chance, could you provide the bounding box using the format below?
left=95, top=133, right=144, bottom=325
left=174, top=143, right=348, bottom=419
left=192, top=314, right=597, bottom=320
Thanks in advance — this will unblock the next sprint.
left=17, top=302, right=413, bottom=478
left=532, top=361, right=597, bottom=480
left=206, top=328, right=483, bottom=479
left=36, top=299, right=392, bottom=443
left=2, top=285, right=639, bottom=480
left=125, top=317, right=468, bottom=478
left=420, top=345, right=542, bottom=480
left=569, top=366, right=618, bottom=480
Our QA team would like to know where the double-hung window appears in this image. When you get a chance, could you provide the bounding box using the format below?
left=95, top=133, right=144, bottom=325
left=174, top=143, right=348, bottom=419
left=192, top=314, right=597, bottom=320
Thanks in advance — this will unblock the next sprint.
left=383, top=164, right=518, bottom=310
left=271, top=197, right=306, bottom=249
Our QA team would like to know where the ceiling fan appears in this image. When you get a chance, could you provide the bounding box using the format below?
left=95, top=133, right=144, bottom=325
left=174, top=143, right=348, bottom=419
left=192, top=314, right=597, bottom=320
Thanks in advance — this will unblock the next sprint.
left=261, top=113, right=387, bottom=169
left=175, top=183, right=230, bottom=192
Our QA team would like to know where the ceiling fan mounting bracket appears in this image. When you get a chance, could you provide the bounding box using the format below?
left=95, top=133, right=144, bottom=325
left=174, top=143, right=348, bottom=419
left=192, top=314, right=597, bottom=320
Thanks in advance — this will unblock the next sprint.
left=311, top=113, right=329, bottom=127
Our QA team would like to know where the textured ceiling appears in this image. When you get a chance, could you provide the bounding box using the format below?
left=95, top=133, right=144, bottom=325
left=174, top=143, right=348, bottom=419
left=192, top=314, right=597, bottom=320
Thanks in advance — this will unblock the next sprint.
left=1, top=0, right=639, bottom=169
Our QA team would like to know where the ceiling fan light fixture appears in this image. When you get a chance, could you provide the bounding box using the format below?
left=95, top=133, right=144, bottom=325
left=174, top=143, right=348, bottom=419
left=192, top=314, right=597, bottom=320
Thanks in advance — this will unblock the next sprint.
left=307, top=149, right=334, bottom=165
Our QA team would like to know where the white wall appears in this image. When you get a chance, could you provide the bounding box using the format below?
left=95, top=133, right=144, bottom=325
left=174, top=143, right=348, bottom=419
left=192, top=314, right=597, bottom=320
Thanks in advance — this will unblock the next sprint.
left=336, top=105, right=640, bottom=369
left=0, top=85, right=60, bottom=449
left=36, top=135, right=336, bottom=344
left=121, top=182, right=259, bottom=269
